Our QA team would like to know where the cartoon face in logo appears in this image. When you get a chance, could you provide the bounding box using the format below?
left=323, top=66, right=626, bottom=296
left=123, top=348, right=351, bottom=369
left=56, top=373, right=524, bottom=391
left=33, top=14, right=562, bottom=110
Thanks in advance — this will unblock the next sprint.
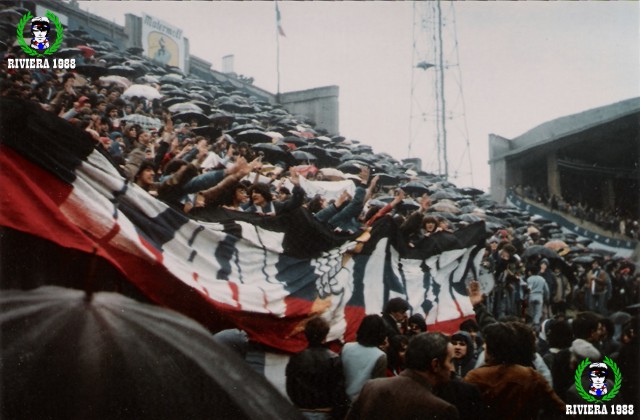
left=588, top=362, right=608, bottom=396
left=30, top=16, right=50, bottom=51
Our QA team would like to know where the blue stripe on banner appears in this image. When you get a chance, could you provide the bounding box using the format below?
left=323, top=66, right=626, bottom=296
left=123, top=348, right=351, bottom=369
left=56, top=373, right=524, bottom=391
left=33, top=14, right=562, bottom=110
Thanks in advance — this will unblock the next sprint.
left=275, top=254, right=318, bottom=300
left=347, top=254, right=370, bottom=307
left=214, top=234, right=240, bottom=281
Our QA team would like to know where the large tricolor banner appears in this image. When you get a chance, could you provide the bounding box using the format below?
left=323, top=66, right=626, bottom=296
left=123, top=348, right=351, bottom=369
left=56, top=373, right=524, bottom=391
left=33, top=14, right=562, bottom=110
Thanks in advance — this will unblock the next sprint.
left=0, top=98, right=489, bottom=353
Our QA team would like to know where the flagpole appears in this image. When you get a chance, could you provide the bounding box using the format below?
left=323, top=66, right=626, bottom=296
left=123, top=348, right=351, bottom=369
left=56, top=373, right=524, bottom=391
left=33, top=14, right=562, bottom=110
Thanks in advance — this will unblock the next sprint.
left=275, top=1, right=281, bottom=103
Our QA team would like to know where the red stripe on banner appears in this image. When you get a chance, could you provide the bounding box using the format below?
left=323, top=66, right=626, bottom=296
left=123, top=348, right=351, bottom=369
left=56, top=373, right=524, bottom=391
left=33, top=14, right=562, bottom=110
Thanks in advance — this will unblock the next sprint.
left=344, top=305, right=366, bottom=344
left=138, top=234, right=164, bottom=264
left=429, top=314, right=476, bottom=335
left=0, top=146, right=102, bottom=256
left=228, top=281, right=240, bottom=309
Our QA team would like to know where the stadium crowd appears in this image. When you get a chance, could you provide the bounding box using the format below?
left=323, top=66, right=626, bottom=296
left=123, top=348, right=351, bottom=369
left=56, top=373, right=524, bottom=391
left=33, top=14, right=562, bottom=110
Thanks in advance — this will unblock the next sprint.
left=2, top=17, right=640, bottom=420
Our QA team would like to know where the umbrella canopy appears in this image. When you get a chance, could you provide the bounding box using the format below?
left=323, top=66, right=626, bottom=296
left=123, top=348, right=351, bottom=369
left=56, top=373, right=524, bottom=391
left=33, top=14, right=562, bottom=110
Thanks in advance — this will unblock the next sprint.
left=122, top=84, right=162, bottom=100
left=236, top=129, right=274, bottom=145
left=171, top=111, right=210, bottom=126
left=168, top=102, right=203, bottom=114
left=77, top=45, right=96, bottom=59
left=292, top=150, right=317, bottom=162
left=0, top=286, right=301, bottom=420
left=544, top=239, right=569, bottom=251
left=75, top=64, right=109, bottom=78
left=522, top=245, right=561, bottom=260
left=98, top=75, right=131, bottom=89
left=107, top=65, right=138, bottom=77
left=431, top=201, right=461, bottom=214
left=400, top=181, right=431, bottom=196
left=251, top=143, right=295, bottom=166
left=120, top=114, right=163, bottom=130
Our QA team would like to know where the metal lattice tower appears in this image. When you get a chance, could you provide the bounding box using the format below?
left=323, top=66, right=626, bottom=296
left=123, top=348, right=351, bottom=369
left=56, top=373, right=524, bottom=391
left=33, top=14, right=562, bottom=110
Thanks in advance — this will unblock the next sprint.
left=408, top=0, right=474, bottom=187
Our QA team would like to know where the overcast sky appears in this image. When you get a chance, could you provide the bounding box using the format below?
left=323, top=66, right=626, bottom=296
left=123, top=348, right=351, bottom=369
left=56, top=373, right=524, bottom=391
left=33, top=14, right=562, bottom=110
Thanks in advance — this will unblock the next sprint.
left=79, top=1, right=639, bottom=191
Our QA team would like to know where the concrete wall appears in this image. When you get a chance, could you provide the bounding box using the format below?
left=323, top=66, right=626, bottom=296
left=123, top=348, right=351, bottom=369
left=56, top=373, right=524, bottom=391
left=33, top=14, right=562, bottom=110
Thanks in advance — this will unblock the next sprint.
left=279, top=86, right=340, bottom=136
left=488, top=134, right=511, bottom=201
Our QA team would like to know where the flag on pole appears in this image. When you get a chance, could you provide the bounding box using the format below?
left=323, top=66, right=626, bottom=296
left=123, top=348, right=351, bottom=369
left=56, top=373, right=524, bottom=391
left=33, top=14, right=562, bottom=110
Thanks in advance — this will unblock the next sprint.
left=275, top=2, right=286, bottom=37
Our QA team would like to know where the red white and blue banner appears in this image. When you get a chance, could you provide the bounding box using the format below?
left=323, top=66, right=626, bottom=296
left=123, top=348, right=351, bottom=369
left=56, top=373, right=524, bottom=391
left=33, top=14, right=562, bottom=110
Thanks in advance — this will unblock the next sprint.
left=0, top=98, right=489, bottom=353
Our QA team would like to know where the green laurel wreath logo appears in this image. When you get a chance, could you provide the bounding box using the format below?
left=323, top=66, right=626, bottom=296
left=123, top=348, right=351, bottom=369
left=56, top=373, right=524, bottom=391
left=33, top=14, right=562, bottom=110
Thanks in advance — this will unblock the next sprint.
left=16, top=11, right=63, bottom=58
left=575, top=356, right=622, bottom=403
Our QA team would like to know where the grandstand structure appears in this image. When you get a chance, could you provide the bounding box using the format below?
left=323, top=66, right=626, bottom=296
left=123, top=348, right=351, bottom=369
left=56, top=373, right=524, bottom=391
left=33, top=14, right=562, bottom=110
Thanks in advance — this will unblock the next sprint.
left=489, top=97, right=640, bottom=217
left=33, top=0, right=340, bottom=136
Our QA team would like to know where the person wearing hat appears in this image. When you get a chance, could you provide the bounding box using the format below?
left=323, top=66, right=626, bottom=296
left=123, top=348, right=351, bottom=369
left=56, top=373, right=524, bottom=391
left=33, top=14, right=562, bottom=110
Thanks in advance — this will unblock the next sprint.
left=450, top=331, right=477, bottom=378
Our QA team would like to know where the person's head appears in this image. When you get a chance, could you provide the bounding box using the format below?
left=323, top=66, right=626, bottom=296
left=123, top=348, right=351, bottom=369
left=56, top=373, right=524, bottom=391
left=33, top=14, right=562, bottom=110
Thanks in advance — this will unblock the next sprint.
left=459, top=319, right=480, bottom=343
left=307, top=194, right=326, bottom=214
left=508, top=321, right=536, bottom=366
left=383, top=298, right=410, bottom=323
left=500, top=244, right=517, bottom=260
left=356, top=315, right=388, bottom=348
left=423, top=216, right=438, bottom=233
left=277, top=187, right=291, bottom=201
left=304, top=316, right=330, bottom=347
left=450, top=331, right=471, bottom=360
left=137, top=129, right=151, bottom=146
left=249, top=183, right=272, bottom=207
left=539, top=258, right=550, bottom=271
left=224, top=182, right=249, bottom=207
left=405, top=332, right=453, bottom=385
left=134, top=160, right=155, bottom=189
left=387, top=334, right=409, bottom=370
left=547, top=319, right=574, bottom=350
left=482, top=322, right=519, bottom=365
left=572, top=312, right=604, bottom=343
left=407, top=313, right=427, bottom=336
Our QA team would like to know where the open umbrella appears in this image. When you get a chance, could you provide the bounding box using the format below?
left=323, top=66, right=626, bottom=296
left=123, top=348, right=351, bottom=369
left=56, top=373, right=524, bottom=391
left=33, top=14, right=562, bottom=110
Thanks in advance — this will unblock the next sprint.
left=522, top=245, right=561, bottom=260
left=120, top=114, right=163, bottom=130
left=544, top=239, right=569, bottom=251
left=168, top=102, right=203, bottom=114
left=236, top=129, right=274, bottom=145
left=292, top=150, right=317, bottom=162
left=123, top=84, right=162, bottom=100
left=251, top=143, right=295, bottom=166
left=400, top=181, right=431, bottom=196
left=171, top=111, right=210, bottom=126
left=0, top=286, right=301, bottom=420
left=75, top=64, right=109, bottom=78
left=107, top=65, right=137, bottom=77
left=99, top=75, right=131, bottom=89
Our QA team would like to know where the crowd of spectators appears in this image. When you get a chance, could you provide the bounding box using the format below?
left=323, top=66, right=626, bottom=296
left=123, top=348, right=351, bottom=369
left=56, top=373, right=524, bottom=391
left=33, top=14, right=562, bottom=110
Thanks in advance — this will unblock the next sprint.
left=3, top=13, right=640, bottom=419
left=513, top=184, right=639, bottom=240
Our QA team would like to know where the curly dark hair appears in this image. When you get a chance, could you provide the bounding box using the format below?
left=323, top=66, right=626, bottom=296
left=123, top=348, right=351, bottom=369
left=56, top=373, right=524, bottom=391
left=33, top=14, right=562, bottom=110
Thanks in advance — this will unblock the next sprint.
left=356, top=315, right=388, bottom=347
left=304, top=316, right=330, bottom=347
left=483, top=322, right=519, bottom=365
left=248, top=182, right=273, bottom=203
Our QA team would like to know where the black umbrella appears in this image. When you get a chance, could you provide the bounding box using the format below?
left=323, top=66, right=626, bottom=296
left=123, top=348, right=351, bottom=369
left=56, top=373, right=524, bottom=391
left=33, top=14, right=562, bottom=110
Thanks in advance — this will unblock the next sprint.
left=292, top=150, right=317, bottom=162
left=190, top=100, right=212, bottom=114
left=521, top=245, right=562, bottom=260
left=56, top=48, right=82, bottom=58
left=400, top=181, right=432, bottom=196
left=251, top=143, right=295, bottom=166
left=236, top=129, right=274, bottom=145
left=282, top=136, right=309, bottom=147
left=160, top=74, right=185, bottom=86
left=0, top=286, right=302, bottom=420
left=107, top=65, right=137, bottom=77
left=75, top=64, right=109, bottom=78
left=171, top=111, right=210, bottom=126
left=208, top=111, right=235, bottom=125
